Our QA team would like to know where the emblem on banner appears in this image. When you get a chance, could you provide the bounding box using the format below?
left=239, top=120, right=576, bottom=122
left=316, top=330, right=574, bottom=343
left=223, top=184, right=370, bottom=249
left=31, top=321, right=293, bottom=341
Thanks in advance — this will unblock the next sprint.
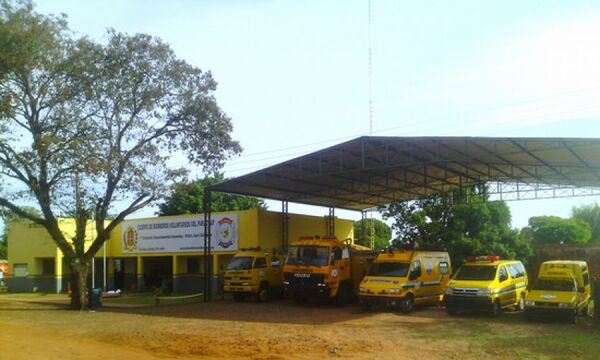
left=123, top=226, right=138, bottom=251
left=216, top=217, right=236, bottom=248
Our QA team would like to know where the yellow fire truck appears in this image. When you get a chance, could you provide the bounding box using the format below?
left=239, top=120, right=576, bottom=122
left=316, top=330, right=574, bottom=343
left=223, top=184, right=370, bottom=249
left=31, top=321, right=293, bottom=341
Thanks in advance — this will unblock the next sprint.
left=283, top=236, right=376, bottom=305
left=223, top=247, right=284, bottom=302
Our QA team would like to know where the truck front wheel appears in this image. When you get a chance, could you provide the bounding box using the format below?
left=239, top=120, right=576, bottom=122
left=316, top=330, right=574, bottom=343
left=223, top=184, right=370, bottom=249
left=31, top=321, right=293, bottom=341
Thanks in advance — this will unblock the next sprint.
left=400, top=294, right=414, bottom=313
left=335, top=282, right=353, bottom=307
left=257, top=282, right=270, bottom=302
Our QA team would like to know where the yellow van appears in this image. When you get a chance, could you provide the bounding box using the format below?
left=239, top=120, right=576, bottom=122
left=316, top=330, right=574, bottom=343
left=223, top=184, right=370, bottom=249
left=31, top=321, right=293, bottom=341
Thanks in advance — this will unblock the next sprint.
left=223, top=247, right=284, bottom=301
left=358, top=250, right=452, bottom=313
left=444, top=256, right=528, bottom=317
left=524, top=260, right=591, bottom=323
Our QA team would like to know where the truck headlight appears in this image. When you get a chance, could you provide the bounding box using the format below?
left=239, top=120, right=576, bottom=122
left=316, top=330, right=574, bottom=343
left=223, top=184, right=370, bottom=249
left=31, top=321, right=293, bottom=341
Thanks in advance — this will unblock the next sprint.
left=558, top=303, right=571, bottom=308
left=241, top=282, right=249, bottom=286
left=525, top=300, right=535, bottom=307
left=359, top=287, right=366, bottom=293
left=444, top=287, right=453, bottom=295
left=388, top=288, right=401, bottom=294
left=477, top=288, right=491, bottom=296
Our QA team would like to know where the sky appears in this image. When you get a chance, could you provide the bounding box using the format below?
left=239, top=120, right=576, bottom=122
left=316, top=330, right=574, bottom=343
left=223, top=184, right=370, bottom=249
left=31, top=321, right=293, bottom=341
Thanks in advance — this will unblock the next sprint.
left=29, top=0, right=600, bottom=229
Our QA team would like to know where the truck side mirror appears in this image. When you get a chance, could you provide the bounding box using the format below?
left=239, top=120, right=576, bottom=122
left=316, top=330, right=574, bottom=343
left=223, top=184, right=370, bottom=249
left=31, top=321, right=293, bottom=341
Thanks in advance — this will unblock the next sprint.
left=409, top=271, right=418, bottom=281
left=499, top=274, right=508, bottom=282
left=578, top=287, right=585, bottom=293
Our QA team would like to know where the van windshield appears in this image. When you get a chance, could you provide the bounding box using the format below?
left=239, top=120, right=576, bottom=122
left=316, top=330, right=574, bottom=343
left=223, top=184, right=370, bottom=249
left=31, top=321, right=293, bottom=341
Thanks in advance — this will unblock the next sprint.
left=286, top=246, right=330, bottom=266
left=453, top=265, right=497, bottom=281
left=226, top=256, right=253, bottom=270
left=368, top=262, right=410, bottom=277
left=533, top=278, right=576, bottom=292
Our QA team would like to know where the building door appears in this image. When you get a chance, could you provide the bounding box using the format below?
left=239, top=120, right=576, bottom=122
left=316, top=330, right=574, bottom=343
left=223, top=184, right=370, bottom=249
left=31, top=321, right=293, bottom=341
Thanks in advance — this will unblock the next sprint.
left=114, top=259, right=124, bottom=290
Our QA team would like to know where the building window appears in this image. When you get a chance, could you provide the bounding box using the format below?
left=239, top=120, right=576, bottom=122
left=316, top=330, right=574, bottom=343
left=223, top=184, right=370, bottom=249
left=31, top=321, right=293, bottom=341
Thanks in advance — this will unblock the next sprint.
left=14, top=264, right=28, bottom=277
left=41, top=259, right=55, bottom=275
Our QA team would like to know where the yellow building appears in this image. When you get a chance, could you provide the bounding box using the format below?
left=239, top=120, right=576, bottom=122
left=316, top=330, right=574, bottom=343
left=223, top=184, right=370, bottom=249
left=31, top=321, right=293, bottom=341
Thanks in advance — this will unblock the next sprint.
left=7, top=209, right=354, bottom=293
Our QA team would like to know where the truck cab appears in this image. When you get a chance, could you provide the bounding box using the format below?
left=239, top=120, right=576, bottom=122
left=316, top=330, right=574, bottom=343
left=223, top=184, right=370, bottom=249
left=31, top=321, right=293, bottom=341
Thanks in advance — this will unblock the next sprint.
left=283, top=236, right=375, bottom=305
left=524, top=260, right=591, bottom=323
left=358, top=250, right=452, bottom=313
left=444, top=256, right=528, bottom=317
left=223, top=247, right=283, bottom=301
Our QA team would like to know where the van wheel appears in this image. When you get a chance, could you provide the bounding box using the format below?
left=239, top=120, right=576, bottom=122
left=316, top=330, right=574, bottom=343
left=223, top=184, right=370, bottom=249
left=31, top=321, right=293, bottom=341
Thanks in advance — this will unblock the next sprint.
left=571, top=310, right=578, bottom=324
left=582, top=303, right=590, bottom=318
left=257, top=283, right=270, bottom=302
left=489, top=300, right=501, bottom=317
left=515, top=294, right=525, bottom=311
left=401, top=294, right=414, bottom=313
left=233, top=293, right=245, bottom=302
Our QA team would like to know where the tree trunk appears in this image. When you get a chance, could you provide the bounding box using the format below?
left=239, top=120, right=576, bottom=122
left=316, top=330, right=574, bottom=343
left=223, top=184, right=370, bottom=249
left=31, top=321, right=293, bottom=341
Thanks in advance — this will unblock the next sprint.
left=69, top=258, right=90, bottom=310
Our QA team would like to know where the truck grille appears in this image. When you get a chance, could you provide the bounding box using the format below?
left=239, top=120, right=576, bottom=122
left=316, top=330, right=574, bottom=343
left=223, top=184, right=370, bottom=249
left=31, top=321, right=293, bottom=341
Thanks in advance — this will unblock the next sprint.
left=284, top=273, right=325, bottom=289
left=452, top=288, right=479, bottom=296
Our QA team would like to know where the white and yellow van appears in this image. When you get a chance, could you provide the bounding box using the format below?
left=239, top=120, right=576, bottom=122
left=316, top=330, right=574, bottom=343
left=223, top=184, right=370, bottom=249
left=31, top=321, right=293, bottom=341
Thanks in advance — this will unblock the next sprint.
left=444, top=256, right=528, bottom=317
left=358, top=250, right=452, bottom=313
left=524, top=260, right=591, bottom=323
left=223, top=247, right=284, bottom=301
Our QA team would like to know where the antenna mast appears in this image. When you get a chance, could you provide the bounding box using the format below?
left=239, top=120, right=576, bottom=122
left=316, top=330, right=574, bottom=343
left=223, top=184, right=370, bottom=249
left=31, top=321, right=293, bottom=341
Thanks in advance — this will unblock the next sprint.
left=368, top=0, right=373, bottom=135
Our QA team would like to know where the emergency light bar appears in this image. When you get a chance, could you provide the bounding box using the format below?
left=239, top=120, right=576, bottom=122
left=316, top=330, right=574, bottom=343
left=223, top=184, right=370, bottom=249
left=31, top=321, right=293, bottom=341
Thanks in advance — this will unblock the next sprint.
left=466, top=255, right=500, bottom=262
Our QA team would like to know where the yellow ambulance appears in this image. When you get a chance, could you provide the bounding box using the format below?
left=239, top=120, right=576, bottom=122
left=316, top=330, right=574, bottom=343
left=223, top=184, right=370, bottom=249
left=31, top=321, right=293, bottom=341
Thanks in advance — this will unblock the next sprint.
left=358, top=249, right=452, bottom=312
left=524, top=260, right=591, bottom=323
left=444, top=256, right=528, bottom=317
left=223, top=247, right=284, bottom=302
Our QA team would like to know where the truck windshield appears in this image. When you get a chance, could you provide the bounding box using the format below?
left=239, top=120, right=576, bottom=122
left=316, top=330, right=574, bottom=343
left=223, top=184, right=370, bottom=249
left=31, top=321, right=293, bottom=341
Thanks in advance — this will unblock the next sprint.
left=453, top=265, right=497, bottom=281
left=226, top=256, right=254, bottom=270
left=286, top=246, right=330, bottom=266
left=532, top=278, right=576, bottom=292
left=368, top=262, right=410, bottom=277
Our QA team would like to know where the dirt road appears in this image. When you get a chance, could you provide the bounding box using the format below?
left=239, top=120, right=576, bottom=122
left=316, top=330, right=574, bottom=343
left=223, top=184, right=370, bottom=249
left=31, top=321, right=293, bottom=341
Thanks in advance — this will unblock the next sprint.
left=0, top=294, right=598, bottom=359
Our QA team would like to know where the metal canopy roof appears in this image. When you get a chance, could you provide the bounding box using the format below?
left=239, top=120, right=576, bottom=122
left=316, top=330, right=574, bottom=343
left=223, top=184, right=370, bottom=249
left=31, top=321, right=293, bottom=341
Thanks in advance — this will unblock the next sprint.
left=210, top=136, right=600, bottom=211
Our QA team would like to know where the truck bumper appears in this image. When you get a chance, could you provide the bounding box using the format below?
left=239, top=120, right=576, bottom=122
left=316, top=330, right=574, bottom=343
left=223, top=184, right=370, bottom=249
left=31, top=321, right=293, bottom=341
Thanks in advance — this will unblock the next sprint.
left=444, top=295, right=492, bottom=311
left=224, top=285, right=255, bottom=293
left=358, top=295, right=403, bottom=308
left=524, top=307, right=576, bottom=320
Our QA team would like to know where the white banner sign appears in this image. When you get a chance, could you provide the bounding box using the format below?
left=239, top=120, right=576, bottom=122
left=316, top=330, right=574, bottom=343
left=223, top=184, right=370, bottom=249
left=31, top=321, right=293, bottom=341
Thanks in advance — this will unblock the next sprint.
left=121, top=215, right=239, bottom=253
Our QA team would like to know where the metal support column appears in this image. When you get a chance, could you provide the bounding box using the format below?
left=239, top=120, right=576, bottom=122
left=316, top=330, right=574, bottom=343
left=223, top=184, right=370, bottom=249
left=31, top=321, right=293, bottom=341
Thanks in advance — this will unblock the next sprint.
left=327, top=207, right=335, bottom=237
left=361, top=210, right=367, bottom=244
left=203, top=189, right=212, bottom=302
left=281, top=201, right=289, bottom=252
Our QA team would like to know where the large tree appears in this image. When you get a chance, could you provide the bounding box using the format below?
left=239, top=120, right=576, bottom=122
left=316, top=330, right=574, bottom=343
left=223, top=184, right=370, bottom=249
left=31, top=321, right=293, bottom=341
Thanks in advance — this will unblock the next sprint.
left=571, top=202, right=600, bottom=242
left=380, top=186, right=533, bottom=266
left=0, top=1, right=240, bottom=309
left=157, top=173, right=265, bottom=215
left=523, top=216, right=591, bottom=245
left=353, top=218, right=392, bottom=249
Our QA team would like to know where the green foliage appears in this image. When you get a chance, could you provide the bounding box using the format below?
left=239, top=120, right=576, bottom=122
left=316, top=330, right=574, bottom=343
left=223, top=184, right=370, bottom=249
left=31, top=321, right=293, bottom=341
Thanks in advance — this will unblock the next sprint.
left=571, top=202, right=600, bottom=242
left=353, top=218, right=392, bottom=249
left=524, top=216, right=591, bottom=244
left=380, top=186, right=533, bottom=266
left=157, top=174, right=266, bottom=215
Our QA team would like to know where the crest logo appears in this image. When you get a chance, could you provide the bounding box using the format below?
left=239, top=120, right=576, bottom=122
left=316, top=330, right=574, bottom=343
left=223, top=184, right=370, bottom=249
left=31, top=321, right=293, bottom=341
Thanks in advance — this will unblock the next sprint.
left=216, top=217, right=236, bottom=248
left=123, top=226, right=138, bottom=251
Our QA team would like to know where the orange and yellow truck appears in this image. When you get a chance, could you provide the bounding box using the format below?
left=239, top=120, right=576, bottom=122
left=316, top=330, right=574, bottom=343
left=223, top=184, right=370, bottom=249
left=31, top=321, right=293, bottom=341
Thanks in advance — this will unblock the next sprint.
left=283, top=236, right=376, bottom=305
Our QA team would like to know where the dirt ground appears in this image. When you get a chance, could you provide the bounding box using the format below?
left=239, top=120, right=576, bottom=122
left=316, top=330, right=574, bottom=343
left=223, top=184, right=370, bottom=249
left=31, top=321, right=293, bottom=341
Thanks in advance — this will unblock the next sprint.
left=0, top=294, right=598, bottom=360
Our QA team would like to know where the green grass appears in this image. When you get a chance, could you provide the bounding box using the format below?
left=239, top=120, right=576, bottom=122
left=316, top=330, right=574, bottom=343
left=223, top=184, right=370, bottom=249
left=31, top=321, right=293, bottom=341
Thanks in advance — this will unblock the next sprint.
left=408, top=315, right=600, bottom=360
